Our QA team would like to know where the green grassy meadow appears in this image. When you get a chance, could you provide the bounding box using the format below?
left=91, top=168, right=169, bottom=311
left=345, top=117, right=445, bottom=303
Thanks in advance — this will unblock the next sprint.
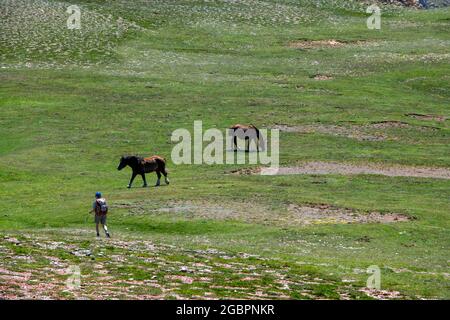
left=0, top=0, right=449, bottom=299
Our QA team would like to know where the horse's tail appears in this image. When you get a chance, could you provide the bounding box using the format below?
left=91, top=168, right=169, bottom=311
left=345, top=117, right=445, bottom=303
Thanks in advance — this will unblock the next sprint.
left=154, top=156, right=168, bottom=173
left=157, top=156, right=169, bottom=182
left=250, top=124, right=265, bottom=151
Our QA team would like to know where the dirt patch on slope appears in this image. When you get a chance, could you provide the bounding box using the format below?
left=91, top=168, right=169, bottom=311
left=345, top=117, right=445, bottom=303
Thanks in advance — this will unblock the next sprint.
left=271, top=121, right=439, bottom=142
left=312, top=74, right=334, bottom=81
left=368, top=121, right=412, bottom=129
left=287, top=203, right=411, bottom=225
left=233, top=162, right=450, bottom=179
left=288, top=39, right=347, bottom=49
left=274, top=162, right=450, bottom=179
left=367, top=121, right=439, bottom=131
left=405, top=113, right=447, bottom=122
left=288, top=39, right=376, bottom=50
left=131, top=199, right=413, bottom=226
left=229, top=167, right=262, bottom=175
left=147, top=200, right=278, bottom=226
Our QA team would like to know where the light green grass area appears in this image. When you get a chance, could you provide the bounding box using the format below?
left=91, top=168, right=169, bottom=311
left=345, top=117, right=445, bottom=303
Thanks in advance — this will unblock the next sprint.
left=0, top=0, right=449, bottom=299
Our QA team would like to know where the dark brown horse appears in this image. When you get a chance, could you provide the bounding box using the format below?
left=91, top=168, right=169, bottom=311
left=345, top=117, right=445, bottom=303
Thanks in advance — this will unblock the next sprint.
left=229, top=124, right=265, bottom=152
left=117, top=155, right=169, bottom=188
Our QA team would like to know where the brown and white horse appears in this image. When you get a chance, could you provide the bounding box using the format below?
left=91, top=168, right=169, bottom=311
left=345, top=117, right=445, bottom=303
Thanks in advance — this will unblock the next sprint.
left=229, top=124, right=265, bottom=152
left=117, top=155, right=169, bottom=188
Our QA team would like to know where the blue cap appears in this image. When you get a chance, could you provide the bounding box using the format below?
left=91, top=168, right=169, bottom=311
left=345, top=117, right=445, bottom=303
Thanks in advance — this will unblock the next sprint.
left=95, top=192, right=102, bottom=198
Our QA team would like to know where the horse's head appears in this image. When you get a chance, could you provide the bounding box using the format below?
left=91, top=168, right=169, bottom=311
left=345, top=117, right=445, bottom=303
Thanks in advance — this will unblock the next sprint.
left=118, top=155, right=140, bottom=170
left=117, top=156, right=129, bottom=171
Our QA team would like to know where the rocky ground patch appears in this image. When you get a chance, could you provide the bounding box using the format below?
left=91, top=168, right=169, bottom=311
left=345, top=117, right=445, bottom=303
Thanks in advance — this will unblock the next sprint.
left=0, top=232, right=376, bottom=300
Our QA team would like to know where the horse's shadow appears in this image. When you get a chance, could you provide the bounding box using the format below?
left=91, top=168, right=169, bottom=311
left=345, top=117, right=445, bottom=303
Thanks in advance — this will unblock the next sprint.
left=225, top=148, right=260, bottom=153
left=126, top=184, right=169, bottom=189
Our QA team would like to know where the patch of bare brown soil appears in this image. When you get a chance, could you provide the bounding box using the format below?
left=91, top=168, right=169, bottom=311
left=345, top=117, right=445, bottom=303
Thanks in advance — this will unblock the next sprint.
left=229, top=167, right=262, bottom=175
left=367, top=120, right=439, bottom=131
left=150, top=200, right=277, bottom=226
left=368, top=121, right=412, bottom=129
left=313, top=74, right=333, bottom=81
left=406, top=113, right=447, bottom=122
left=146, top=199, right=412, bottom=227
left=287, top=203, right=411, bottom=225
left=288, top=39, right=347, bottom=49
left=260, top=162, right=450, bottom=179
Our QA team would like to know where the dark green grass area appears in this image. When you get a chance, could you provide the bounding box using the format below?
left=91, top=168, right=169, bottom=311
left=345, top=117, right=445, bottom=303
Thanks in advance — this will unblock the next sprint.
left=0, top=0, right=449, bottom=299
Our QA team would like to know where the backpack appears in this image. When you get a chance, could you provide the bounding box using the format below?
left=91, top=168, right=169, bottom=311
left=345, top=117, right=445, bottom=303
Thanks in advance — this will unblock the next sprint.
left=96, top=198, right=108, bottom=214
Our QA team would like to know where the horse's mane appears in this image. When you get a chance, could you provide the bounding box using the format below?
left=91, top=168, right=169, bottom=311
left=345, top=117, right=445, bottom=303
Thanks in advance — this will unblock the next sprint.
left=123, top=155, right=143, bottom=162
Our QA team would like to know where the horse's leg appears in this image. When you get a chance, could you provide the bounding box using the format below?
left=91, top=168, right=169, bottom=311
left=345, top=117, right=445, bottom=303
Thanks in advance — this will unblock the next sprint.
left=256, top=129, right=262, bottom=152
left=141, top=173, right=148, bottom=187
left=251, top=137, right=260, bottom=152
left=128, top=172, right=137, bottom=188
left=155, top=171, right=161, bottom=186
left=233, top=135, right=238, bottom=152
left=257, top=129, right=265, bottom=152
left=162, top=166, right=170, bottom=184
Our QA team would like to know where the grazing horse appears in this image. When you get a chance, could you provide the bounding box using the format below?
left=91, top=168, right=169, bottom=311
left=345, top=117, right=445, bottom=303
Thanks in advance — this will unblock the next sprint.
left=229, top=124, right=265, bottom=152
left=117, top=155, right=169, bottom=188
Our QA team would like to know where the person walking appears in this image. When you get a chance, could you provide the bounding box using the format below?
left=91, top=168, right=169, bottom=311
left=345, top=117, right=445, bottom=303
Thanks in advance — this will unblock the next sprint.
left=90, top=192, right=111, bottom=238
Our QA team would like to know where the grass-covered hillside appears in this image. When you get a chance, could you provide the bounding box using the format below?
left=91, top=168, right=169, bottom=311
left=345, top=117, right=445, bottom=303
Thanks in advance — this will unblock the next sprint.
left=0, top=0, right=449, bottom=299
